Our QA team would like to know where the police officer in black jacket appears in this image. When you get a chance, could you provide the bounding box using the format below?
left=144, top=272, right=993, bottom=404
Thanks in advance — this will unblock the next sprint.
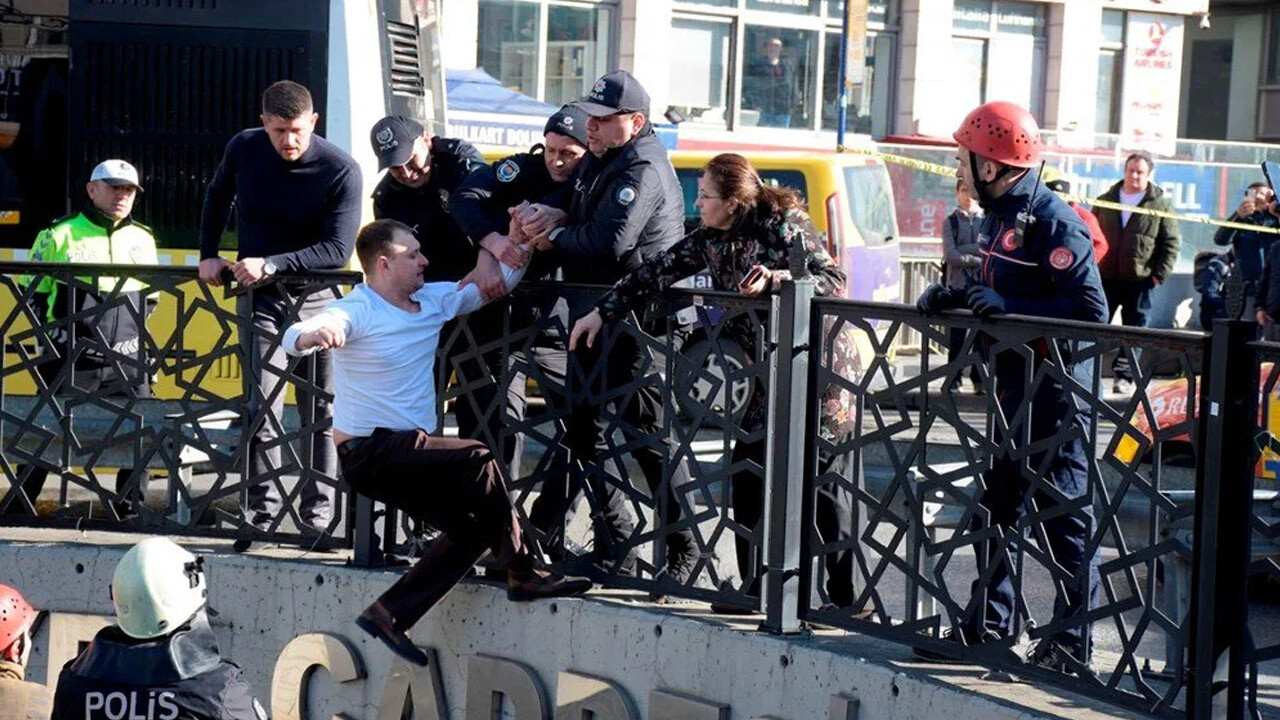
left=449, top=106, right=589, bottom=477
left=369, top=115, right=507, bottom=450
left=515, top=71, right=696, bottom=583
left=52, top=538, right=265, bottom=720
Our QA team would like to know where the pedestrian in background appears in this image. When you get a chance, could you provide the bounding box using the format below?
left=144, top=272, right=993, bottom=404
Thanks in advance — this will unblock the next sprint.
left=1093, top=151, right=1180, bottom=395
left=1215, top=181, right=1278, bottom=323
left=1250, top=193, right=1280, bottom=340
left=941, top=178, right=982, bottom=394
left=1040, top=167, right=1107, bottom=265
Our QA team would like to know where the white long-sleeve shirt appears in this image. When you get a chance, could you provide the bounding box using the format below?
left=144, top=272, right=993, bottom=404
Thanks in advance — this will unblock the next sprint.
left=282, top=264, right=524, bottom=436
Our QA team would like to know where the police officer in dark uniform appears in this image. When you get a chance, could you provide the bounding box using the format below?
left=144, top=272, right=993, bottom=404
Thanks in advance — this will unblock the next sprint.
left=369, top=116, right=503, bottom=446
left=52, top=538, right=265, bottom=720
left=448, top=105, right=590, bottom=476
left=523, top=70, right=697, bottom=582
left=914, top=101, right=1106, bottom=673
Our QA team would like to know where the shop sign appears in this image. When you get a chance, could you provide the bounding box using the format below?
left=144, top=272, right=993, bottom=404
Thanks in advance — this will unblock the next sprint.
left=1119, top=13, right=1185, bottom=157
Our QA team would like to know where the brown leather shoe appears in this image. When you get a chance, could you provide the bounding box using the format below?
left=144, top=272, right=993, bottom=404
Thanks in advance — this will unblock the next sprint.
left=507, top=569, right=592, bottom=602
left=355, top=602, right=430, bottom=666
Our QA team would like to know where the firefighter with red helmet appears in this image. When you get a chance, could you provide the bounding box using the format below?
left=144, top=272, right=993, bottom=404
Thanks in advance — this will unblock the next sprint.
left=915, top=101, right=1107, bottom=674
left=0, top=583, right=52, bottom=720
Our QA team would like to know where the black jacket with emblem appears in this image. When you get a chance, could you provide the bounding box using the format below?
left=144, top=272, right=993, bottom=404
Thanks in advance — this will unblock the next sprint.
left=556, top=124, right=683, bottom=294
left=448, top=146, right=572, bottom=281
left=52, top=613, right=264, bottom=720
left=372, top=136, right=484, bottom=282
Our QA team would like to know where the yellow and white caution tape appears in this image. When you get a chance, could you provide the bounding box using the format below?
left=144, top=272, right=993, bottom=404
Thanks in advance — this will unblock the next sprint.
left=844, top=146, right=1280, bottom=236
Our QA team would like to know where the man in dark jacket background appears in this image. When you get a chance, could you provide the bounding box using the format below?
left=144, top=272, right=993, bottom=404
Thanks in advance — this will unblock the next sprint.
left=1216, top=181, right=1278, bottom=324
left=1093, top=151, right=1180, bottom=394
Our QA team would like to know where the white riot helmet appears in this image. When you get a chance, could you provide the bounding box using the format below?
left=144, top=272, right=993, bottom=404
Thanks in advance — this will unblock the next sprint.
left=110, top=537, right=209, bottom=639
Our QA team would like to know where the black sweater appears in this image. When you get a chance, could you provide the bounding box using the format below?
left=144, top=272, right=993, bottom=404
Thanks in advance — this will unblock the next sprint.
left=198, top=128, right=362, bottom=271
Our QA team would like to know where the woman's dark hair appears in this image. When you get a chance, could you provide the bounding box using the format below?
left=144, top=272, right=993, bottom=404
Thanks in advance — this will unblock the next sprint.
left=703, top=153, right=805, bottom=220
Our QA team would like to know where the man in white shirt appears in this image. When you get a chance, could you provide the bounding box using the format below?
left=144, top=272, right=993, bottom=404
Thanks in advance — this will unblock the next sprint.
left=283, top=219, right=591, bottom=667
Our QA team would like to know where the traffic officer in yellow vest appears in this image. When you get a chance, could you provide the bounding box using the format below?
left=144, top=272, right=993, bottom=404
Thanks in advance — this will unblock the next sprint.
left=1, top=160, right=158, bottom=520
left=0, top=583, right=52, bottom=720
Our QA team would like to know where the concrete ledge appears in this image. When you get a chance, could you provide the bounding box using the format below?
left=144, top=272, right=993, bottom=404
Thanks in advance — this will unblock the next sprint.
left=0, top=528, right=1152, bottom=720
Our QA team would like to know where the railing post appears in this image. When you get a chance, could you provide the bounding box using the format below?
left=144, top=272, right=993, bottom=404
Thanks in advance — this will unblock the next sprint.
left=761, top=275, right=816, bottom=634
left=1188, top=319, right=1258, bottom=720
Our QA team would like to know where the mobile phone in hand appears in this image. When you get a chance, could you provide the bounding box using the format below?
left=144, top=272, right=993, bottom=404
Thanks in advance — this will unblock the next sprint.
left=1263, top=161, right=1280, bottom=196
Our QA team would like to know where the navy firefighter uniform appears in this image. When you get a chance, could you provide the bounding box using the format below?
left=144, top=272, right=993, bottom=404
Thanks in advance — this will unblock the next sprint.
left=918, top=100, right=1108, bottom=668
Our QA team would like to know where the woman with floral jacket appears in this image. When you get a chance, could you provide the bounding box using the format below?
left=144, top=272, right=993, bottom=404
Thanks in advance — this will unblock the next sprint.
left=570, top=152, right=854, bottom=612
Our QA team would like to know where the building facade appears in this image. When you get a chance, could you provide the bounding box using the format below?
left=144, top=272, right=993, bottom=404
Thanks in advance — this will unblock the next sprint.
left=1177, top=0, right=1280, bottom=143
left=440, top=0, right=1208, bottom=151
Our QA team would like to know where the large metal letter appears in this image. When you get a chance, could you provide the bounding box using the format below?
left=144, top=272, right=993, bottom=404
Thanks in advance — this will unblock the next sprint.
left=270, top=633, right=365, bottom=720
left=554, top=671, right=637, bottom=720
left=648, top=690, right=729, bottom=720
left=375, top=651, right=449, bottom=720
left=464, top=655, right=549, bottom=720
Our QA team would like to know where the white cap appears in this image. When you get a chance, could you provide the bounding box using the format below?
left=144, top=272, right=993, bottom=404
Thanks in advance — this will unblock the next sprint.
left=90, top=159, right=143, bottom=191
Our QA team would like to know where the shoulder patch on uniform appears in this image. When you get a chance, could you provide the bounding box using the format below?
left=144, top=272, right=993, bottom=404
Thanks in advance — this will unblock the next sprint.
left=1049, top=246, right=1074, bottom=270
left=617, top=185, right=637, bottom=206
left=497, top=159, right=520, bottom=183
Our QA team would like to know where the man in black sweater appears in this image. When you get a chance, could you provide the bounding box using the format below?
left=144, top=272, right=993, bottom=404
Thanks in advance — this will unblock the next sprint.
left=198, top=80, right=362, bottom=551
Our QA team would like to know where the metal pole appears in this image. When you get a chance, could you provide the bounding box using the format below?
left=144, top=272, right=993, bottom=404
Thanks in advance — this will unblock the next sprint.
left=761, top=275, right=816, bottom=634
left=1188, top=319, right=1258, bottom=720
left=836, top=0, right=851, bottom=152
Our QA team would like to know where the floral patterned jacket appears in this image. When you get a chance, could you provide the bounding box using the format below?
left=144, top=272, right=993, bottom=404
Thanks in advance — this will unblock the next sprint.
left=596, top=206, right=848, bottom=431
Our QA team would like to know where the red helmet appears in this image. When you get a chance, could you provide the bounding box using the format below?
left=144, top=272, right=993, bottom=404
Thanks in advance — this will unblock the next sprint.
left=953, top=101, right=1043, bottom=168
left=0, top=584, right=35, bottom=652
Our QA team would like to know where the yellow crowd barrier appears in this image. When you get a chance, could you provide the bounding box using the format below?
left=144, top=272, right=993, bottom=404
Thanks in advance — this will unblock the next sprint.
left=846, top=147, right=1280, bottom=237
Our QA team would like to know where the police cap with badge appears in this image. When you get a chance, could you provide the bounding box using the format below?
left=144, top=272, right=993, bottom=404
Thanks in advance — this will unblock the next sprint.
left=544, top=104, right=589, bottom=148
left=573, top=69, right=650, bottom=118
left=370, top=115, right=425, bottom=171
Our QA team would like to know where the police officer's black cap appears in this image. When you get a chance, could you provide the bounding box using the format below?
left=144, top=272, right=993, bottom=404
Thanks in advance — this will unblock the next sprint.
left=574, top=69, right=650, bottom=118
left=1045, top=179, right=1071, bottom=194
left=544, top=105, right=589, bottom=148
left=370, top=115, right=425, bottom=171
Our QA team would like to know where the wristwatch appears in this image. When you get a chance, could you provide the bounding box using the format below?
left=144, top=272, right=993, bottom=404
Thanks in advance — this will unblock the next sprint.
left=263, top=259, right=279, bottom=277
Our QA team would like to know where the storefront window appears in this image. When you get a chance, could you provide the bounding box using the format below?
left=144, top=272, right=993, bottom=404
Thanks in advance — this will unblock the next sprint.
left=822, top=31, right=893, bottom=135
left=746, top=0, right=817, bottom=16
left=950, top=0, right=1045, bottom=124
left=544, top=4, right=611, bottom=106
left=1269, top=11, right=1280, bottom=83
left=739, top=26, right=817, bottom=129
left=826, top=1, right=890, bottom=25
left=477, top=0, right=541, bottom=98
left=476, top=0, right=612, bottom=105
left=1097, top=10, right=1125, bottom=134
left=953, top=0, right=992, bottom=33
left=668, top=16, right=732, bottom=126
left=677, top=0, right=734, bottom=6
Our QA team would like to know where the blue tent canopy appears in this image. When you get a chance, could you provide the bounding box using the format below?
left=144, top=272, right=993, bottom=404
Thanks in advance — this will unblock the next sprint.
left=446, top=68, right=560, bottom=116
